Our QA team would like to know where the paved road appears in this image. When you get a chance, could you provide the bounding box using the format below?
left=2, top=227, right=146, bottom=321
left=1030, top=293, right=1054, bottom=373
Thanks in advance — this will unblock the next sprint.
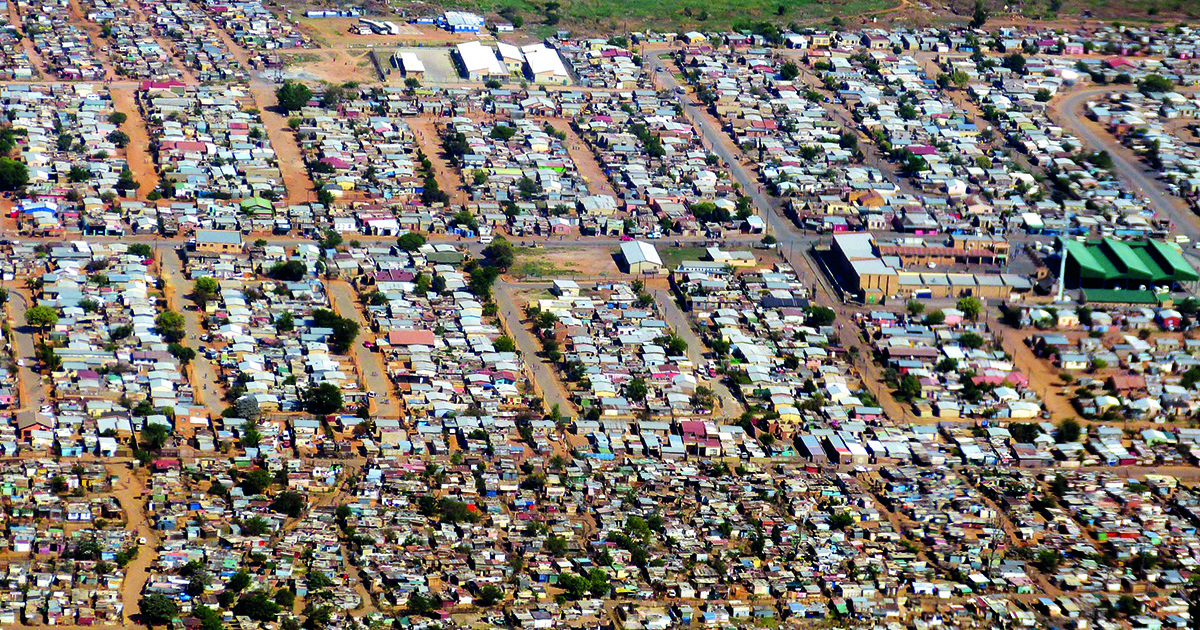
left=650, top=288, right=744, bottom=418
left=494, top=282, right=576, bottom=417
left=1054, top=85, right=1200, bottom=242
left=326, top=280, right=400, bottom=420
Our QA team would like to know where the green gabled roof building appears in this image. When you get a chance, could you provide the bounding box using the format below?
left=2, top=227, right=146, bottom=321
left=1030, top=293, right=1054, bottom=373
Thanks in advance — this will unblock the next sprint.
left=1061, top=237, right=1199, bottom=290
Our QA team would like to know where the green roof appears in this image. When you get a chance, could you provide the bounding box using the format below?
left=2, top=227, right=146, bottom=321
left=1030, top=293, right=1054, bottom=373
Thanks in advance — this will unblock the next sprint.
left=1149, top=240, right=1200, bottom=281
left=1082, top=288, right=1160, bottom=304
left=1102, top=239, right=1154, bottom=279
left=1064, top=238, right=1199, bottom=285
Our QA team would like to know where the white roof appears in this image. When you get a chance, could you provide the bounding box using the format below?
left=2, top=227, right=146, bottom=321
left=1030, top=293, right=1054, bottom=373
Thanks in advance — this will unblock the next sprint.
left=497, top=41, right=524, bottom=62
left=621, top=240, right=662, bottom=266
left=522, top=43, right=568, bottom=78
left=399, top=51, right=425, bottom=74
left=456, top=41, right=504, bottom=75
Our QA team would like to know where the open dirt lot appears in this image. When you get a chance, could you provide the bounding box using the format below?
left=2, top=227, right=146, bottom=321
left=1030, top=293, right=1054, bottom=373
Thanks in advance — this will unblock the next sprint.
left=394, top=46, right=460, bottom=83
left=278, top=48, right=377, bottom=84
left=511, top=244, right=618, bottom=279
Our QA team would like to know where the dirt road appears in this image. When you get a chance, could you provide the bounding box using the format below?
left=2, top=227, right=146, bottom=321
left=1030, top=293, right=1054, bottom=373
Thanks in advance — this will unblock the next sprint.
left=106, top=463, right=159, bottom=626
left=650, top=287, right=744, bottom=419
left=159, top=246, right=221, bottom=423
left=109, top=85, right=158, bottom=201
left=545, top=118, right=618, bottom=198
left=495, top=282, right=575, bottom=417
left=407, top=117, right=468, bottom=207
left=325, top=280, right=400, bottom=419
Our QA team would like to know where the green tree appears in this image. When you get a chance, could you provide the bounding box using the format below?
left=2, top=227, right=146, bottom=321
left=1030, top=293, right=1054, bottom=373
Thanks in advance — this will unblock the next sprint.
left=276, top=81, right=313, bottom=112
left=969, top=0, right=988, bottom=28
left=478, top=585, right=503, bottom=607
left=907, top=300, right=925, bottom=316
left=241, top=470, right=273, bottom=496
left=275, top=312, right=294, bottom=332
left=483, top=237, right=515, bottom=270
left=925, top=310, right=946, bottom=326
left=193, top=277, right=219, bottom=306
left=303, top=382, right=344, bottom=415
left=139, top=593, right=178, bottom=626
left=233, top=591, right=281, bottom=622
left=396, top=232, right=426, bottom=252
left=1057, top=418, right=1081, bottom=443
left=625, top=377, right=649, bottom=403
left=140, top=423, right=170, bottom=450
left=494, top=336, right=516, bottom=352
left=155, top=311, right=186, bottom=342
left=0, top=157, right=29, bottom=191
left=271, top=491, right=306, bottom=518
left=1139, top=73, right=1174, bottom=94
left=779, top=61, right=799, bottom=80
left=25, top=305, right=59, bottom=332
left=897, top=374, right=921, bottom=400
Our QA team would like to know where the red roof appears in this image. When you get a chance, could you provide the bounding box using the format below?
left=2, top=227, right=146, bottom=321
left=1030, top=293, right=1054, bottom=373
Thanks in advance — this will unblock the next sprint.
left=388, top=329, right=436, bottom=346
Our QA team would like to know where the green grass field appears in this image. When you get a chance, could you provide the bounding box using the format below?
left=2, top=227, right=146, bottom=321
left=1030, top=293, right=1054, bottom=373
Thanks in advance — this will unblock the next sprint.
left=442, top=0, right=897, bottom=32
left=657, top=245, right=708, bottom=270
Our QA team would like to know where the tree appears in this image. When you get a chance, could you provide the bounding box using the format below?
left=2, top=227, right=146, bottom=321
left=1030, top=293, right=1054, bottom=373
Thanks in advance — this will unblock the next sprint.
left=625, top=377, right=649, bottom=403
left=193, top=277, right=219, bottom=306
left=482, top=237, right=515, bottom=270
left=303, top=382, right=344, bottom=415
left=128, top=243, right=153, bottom=258
left=241, top=516, right=270, bottom=535
left=193, top=606, right=223, bottom=630
left=108, top=112, right=128, bottom=126
left=1035, top=88, right=1052, bottom=102
left=275, top=312, right=294, bottom=332
left=311, top=309, right=358, bottom=353
left=69, top=164, right=91, bottom=182
left=494, top=336, right=516, bottom=352
left=779, top=62, right=799, bottom=80
left=925, top=310, right=946, bottom=326
left=808, top=306, right=836, bottom=327
left=155, top=311, right=186, bottom=342
left=168, top=343, right=195, bottom=364
left=1138, top=73, right=1174, bottom=94
left=241, top=469, right=273, bottom=496
left=397, top=232, right=426, bottom=252
left=140, top=423, right=170, bottom=450
left=958, top=332, right=985, bottom=349
left=25, top=305, right=59, bottom=331
left=479, top=585, right=503, bottom=607
left=106, top=130, right=130, bottom=148
left=1002, top=53, right=1026, bottom=74
left=0, top=157, right=29, bottom=191
left=271, top=491, right=306, bottom=518
left=906, top=300, right=925, bottom=316
left=1057, top=418, right=1081, bottom=443
left=897, top=374, right=921, bottom=400
left=233, top=591, right=281, bottom=622
left=140, top=593, right=178, bottom=626
left=276, top=81, right=313, bottom=112
left=969, top=0, right=988, bottom=27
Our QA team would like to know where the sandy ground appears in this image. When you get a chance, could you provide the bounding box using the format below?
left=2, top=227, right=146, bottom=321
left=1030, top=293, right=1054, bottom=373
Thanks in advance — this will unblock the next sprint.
left=109, top=85, right=158, bottom=201
left=512, top=244, right=619, bottom=279
left=249, top=83, right=317, bottom=204
left=278, top=48, right=377, bottom=84
left=6, top=0, right=44, bottom=77
left=291, top=15, right=479, bottom=48
left=407, top=117, right=468, bottom=207
left=544, top=118, right=618, bottom=198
